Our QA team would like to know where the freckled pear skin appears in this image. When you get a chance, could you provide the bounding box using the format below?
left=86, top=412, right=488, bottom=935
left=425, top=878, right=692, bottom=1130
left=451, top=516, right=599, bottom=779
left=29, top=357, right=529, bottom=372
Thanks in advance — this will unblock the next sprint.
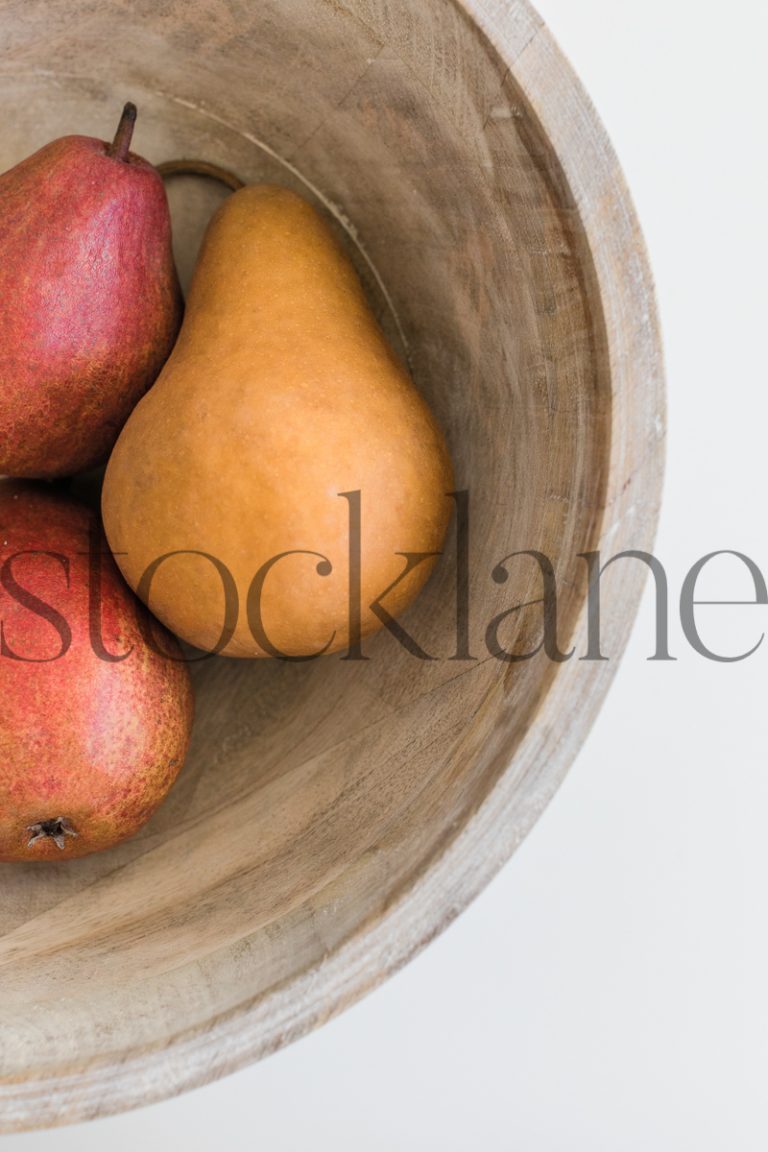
left=0, top=482, right=194, bottom=862
left=0, top=104, right=182, bottom=479
left=102, top=185, right=454, bottom=658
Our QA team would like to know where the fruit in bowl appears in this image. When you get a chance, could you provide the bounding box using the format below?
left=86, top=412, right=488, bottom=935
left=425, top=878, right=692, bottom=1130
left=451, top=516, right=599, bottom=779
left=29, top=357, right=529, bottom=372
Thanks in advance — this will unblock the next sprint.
left=0, top=104, right=182, bottom=479
left=0, top=482, right=194, bottom=862
left=102, top=184, right=454, bottom=657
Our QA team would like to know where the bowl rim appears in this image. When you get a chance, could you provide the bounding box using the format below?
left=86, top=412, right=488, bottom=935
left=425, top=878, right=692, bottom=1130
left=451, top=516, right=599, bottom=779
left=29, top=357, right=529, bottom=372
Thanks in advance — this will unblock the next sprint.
left=0, top=0, right=666, bottom=1130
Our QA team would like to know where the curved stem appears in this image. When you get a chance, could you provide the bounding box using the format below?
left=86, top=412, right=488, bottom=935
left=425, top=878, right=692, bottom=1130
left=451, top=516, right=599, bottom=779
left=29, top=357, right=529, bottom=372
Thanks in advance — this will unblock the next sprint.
left=107, top=102, right=137, bottom=162
left=156, top=159, right=245, bottom=192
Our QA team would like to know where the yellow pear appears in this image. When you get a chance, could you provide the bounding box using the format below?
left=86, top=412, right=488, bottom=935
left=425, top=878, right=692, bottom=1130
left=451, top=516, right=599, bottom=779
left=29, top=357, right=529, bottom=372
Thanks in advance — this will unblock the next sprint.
left=102, top=185, right=453, bottom=658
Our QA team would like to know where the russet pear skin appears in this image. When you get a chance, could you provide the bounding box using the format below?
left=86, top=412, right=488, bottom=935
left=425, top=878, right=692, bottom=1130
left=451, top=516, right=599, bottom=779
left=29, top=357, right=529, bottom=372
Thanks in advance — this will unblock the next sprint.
left=0, top=106, right=182, bottom=479
left=102, top=185, right=453, bottom=658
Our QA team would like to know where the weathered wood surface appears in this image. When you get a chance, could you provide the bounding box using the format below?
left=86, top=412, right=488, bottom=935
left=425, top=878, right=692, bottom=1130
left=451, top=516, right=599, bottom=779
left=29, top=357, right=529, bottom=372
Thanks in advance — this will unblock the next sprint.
left=0, top=0, right=664, bottom=1130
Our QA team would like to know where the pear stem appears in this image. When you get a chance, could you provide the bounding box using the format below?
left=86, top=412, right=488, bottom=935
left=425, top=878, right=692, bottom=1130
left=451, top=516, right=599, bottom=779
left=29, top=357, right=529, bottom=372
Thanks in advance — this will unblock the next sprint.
left=156, top=158, right=245, bottom=192
left=108, top=102, right=137, bottom=163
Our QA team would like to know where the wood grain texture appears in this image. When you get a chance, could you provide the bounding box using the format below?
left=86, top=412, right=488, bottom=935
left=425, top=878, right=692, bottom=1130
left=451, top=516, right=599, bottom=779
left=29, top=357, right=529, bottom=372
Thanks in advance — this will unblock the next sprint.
left=0, top=0, right=664, bottom=1130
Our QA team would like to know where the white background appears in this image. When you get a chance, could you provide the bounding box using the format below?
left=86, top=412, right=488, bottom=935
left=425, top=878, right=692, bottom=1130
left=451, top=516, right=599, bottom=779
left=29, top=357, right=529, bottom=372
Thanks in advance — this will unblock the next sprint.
left=5, top=1, right=768, bottom=1148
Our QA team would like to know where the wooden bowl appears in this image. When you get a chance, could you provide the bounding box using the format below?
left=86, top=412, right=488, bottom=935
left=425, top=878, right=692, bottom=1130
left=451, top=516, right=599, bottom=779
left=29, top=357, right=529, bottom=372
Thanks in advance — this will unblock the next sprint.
left=0, top=0, right=664, bottom=1130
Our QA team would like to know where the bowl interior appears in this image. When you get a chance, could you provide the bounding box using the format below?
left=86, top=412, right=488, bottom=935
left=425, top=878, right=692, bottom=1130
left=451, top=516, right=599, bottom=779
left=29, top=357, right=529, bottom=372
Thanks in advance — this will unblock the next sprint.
left=0, top=0, right=610, bottom=1107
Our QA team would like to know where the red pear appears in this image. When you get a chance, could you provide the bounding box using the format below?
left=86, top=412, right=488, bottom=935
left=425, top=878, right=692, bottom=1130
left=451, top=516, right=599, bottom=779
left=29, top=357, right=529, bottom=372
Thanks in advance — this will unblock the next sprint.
left=0, top=103, right=182, bottom=479
left=0, top=482, right=194, bottom=862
